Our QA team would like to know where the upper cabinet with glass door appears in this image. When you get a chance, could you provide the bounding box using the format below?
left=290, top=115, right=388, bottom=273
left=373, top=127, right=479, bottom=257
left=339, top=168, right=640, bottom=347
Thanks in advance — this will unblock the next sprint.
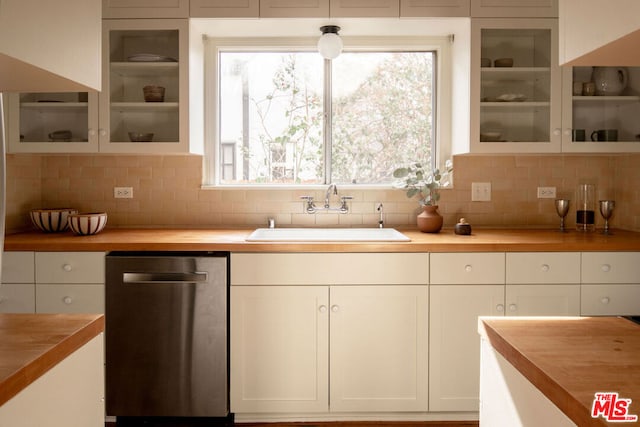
left=7, top=92, right=99, bottom=153
left=101, top=19, right=189, bottom=153
left=561, top=66, right=640, bottom=153
left=470, top=18, right=561, bottom=153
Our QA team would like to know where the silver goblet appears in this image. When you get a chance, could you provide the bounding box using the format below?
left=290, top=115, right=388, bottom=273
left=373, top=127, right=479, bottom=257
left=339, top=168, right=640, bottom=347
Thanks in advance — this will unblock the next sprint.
left=554, top=199, right=571, bottom=232
left=599, top=200, right=615, bottom=235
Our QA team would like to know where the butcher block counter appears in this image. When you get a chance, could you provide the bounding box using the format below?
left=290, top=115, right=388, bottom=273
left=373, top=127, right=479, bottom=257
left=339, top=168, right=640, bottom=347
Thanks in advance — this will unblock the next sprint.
left=479, top=317, right=640, bottom=426
left=5, top=227, right=640, bottom=252
left=0, top=314, right=104, bottom=407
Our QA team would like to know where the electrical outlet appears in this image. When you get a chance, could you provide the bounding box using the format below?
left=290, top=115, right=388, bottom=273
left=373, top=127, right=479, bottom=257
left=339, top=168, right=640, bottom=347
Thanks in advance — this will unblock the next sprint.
left=114, top=187, right=133, bottom=199
left=472, top=182, right=491, bottom=202
left=537, top=186, right=557, bottom=199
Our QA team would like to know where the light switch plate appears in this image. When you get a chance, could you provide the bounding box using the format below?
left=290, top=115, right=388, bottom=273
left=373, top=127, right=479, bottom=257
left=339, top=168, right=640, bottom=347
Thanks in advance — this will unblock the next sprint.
left=472, top=182, right=491, bottom=202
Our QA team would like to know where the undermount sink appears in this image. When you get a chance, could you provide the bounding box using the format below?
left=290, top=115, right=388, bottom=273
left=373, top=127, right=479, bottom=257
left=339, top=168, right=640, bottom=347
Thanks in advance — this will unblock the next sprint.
left=246, top=228, right=411, bottom=242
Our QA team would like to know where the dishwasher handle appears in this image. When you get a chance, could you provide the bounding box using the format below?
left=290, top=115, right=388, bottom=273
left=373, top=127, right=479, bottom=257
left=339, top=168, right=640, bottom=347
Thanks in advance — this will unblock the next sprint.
left=123, top=272, right=209, bottom=284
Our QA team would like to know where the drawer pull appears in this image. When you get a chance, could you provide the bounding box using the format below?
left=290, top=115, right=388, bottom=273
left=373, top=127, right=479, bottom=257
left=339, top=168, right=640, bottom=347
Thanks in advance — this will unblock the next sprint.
left=601, top=264, right=611, bottom=272
left=319, top=305, right=327, bottom=313
left=63, top=296, right=73, bottom=305
left=508, top=304, right=517, bottom=312
left=541, top=264, right=550, bottom=272
left=62, top=264, right=72, bottom=272
left=464, top=264, right=473, bottom=272
left=600, top=297, right=610, bottom=305
left=331, top=305, right=339, bottom=313
left=496, top=304, right=504, bottom=312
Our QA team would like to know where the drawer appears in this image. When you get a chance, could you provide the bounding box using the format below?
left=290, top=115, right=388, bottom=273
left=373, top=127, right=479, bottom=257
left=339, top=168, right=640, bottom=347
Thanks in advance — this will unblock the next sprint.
left=35, top=252, right=105, bottom=284
left=582, top=252, right=640, bottom=284
left=506, top=252, right=580, bottom=284
left=1, top=251, right=35, bottom=283
left=581, top=284, right=640, bottom=316
left=35, top=284, right=104, bottom=314
left=0, top=283, right=35, bottom=313
left=231, top=253, right=429, bottom=285
left=430, top=253, right=504, bottom=284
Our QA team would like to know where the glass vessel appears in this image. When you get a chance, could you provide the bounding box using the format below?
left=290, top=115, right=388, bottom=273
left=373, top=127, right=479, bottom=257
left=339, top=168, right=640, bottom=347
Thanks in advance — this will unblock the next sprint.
left=576, top=183, right=596, bottom=232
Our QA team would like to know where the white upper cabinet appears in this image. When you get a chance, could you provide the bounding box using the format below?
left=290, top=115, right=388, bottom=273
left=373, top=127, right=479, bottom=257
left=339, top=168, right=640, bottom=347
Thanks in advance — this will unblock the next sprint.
left=471, top=0, right=557, bottom=18
left=401, top=0, right=470, bottom=17
left=190, top=0, right=259, bottom=17
left=260, top=0, right=329, bottom=17
left=561, top=66, right=640, bottom=153
left=103, top=0, right=189, bottom=18
left=0, top=0, right=101, bottom=92
left=471, top=18, right=562, bottom=153
left=331, top=0, right=399, bottom=17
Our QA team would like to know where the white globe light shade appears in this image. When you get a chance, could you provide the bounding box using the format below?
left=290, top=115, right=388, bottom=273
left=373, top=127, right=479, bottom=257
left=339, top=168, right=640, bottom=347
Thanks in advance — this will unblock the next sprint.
left=317, top=33, right=343, bottom=60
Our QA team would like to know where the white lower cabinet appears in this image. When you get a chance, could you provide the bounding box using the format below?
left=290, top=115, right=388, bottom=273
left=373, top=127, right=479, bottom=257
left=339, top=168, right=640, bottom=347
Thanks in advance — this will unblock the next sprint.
left=429, top=252, right=580, bottom=412
left=429, top=284, right=504, bottom=411
left=0, top=252, right=35, bottom=313
left=230, top=253, right=429, bottom=414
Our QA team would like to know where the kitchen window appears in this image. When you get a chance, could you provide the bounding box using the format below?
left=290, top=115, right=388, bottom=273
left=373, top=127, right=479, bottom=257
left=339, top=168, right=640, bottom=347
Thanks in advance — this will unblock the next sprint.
left=205, top=36, right=452, bottom=186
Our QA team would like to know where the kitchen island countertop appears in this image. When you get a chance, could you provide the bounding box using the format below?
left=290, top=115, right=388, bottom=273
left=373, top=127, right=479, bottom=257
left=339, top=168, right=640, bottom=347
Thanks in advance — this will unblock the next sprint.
left=5, top=227, right=640, bottom=252
left=0, top=313, right=104, bottom=407
left=479, top=316, right=640, bottom=426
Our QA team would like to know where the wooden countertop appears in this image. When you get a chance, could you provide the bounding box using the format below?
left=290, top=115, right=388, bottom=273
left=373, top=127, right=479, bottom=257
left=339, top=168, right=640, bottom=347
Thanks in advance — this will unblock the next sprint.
left=479, top=317, right=640, bottom=427
left=0, top=313, right=104, bottom=407
left=5, top=227, right=640, bottom=252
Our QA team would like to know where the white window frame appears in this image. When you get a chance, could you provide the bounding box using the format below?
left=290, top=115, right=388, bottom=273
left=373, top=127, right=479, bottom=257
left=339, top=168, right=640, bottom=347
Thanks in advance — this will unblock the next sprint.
left=203, top=35, right=452, bottom=188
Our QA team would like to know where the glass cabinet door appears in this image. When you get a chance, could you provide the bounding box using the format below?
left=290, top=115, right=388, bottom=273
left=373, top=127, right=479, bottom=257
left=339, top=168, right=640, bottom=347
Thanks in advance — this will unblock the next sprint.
left=562, top=66, right=640, bottom=153
left=471, top=18, right=561, bottom=153
left=100, top=19, right=188, bottom=153
left=7, top=92, right=99, bottom=153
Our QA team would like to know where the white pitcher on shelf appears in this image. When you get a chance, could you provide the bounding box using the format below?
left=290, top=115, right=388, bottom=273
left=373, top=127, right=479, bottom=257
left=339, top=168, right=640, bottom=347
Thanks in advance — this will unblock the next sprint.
left=592, top=67, right=628, bottom=96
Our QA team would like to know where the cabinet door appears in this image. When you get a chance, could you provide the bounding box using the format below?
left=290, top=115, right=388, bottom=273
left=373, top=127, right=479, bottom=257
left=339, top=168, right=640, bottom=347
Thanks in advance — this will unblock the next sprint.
left=330, top=0, right=399, bottom=17
left=190, top=0, right=259, bottom=17
left=101, top=19, right=189, bottom=153
left=470, top=18, right=562, bottom=153
left=230, top=286, right=329, bottom=413
left=330, top=285, right=428, bottom=412
left=103, top=0, right=189, bottom=18
left=35, top=284, right=105, bottom=314
left=581, top=284, right=640, bottom=316
left=429, top=284, right=505, bottom=411
left=2, top=251, right=34, bottom=283
left=7, top=92, right=100, bottom=153
left=471, top=0, right=557, bottom=18
left=260, top=0, right=329, bottom=17
left=505, top=284, right=580, bottom=316
left=401, top=0, right=470, bottom=17
left=562, top=67, right=640, bottom=153
left=0, top=284, right=35, bottom=313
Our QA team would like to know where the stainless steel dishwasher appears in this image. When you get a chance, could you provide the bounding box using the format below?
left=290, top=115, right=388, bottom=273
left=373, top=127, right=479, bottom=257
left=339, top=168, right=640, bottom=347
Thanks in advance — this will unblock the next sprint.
left=105, top=252, right=229, bottom=422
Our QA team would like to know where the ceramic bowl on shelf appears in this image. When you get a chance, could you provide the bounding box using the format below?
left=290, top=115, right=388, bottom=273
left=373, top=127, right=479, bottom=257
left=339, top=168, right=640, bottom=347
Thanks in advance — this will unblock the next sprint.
left=493, top=58, right=514, bottom=67
left=480, top=131, right=502, bottom=142
left=128, top=132, right=154, bottom=142
left=67, top=212, right=108, bottom=236
left=30, top=208, right=78, bottom=232
left=143, top=85, right=165, bottom=102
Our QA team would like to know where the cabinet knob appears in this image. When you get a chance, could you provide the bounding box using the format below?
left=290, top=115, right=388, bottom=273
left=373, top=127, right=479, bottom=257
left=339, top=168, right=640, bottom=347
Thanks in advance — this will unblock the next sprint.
left=63, top=296, right=73, bottom=305
left=99, top=128, right=107, bottom=137
left=318, top=305, right=327, bottom=313
left=496, top=304, right=504, bottom=312
left=464, top=264, right=473, bottom=272
left=600, top=297, right=610, bottom=305
left=508, top=304, right=517, bottom=312
left=541, top=264, right=550, bottom=272
left=553, top=128, right=561, bottom=136
left=563, top=128, right=572, bottom=136
left=62, top=264, right=72, bottom=272
left=88, top=129, right=96, bottom=137
left=601, top=264, right=611, bottom=272
left=331, top=305, right=339, bottom=313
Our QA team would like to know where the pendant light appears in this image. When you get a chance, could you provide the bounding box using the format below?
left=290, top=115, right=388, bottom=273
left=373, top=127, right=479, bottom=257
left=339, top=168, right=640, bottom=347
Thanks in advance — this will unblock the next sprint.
left=318, top=25, right=343, bottom=60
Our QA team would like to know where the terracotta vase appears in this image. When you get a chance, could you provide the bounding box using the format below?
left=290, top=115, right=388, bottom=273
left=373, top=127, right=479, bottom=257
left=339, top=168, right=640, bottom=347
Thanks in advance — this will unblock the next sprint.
left=417, top=205, right=443, bottom=233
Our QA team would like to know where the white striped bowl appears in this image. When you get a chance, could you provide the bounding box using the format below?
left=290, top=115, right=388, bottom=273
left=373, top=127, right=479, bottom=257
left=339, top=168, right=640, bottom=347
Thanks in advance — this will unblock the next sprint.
left=30, top=208, right=78, bottom=232
left=67, top=212, right=108, bottom=236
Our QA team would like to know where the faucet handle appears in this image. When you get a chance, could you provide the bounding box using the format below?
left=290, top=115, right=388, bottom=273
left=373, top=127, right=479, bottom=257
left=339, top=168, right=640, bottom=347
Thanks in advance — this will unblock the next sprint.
left=300, top=196, right=316, bottom=214
left=339, top=196, right=353, bottom=213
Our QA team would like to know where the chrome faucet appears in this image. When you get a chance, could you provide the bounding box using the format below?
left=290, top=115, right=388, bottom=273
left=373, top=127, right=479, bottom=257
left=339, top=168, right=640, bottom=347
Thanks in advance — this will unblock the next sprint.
left=325, top=183, right=338, bottom=208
